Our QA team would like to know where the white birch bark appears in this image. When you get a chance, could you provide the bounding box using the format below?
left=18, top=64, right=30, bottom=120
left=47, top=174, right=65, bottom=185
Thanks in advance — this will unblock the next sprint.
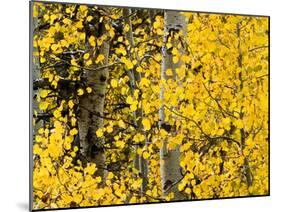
left=159, top=11, right=187, bottom=200
left=123, top=8, right=149, bottom=194
left=78, top=18, right=111, bottom=180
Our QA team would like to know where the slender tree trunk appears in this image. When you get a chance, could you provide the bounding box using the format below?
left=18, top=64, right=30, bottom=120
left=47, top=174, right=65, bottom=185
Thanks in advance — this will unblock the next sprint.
left=78, top=19, right=111, bottom=180
left=123, top=8, right=149, bottom=194
left=237, top=22, right=252, bottom=187
left=159, top=11, right=187, bottom=200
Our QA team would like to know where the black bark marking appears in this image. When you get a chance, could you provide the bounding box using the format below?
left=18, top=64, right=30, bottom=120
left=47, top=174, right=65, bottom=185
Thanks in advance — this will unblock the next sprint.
left=99, top=74, right=107, bottom=82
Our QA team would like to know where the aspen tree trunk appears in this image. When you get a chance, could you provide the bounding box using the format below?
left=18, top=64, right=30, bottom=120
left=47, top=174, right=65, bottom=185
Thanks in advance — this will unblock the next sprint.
left=123, top=8, right=149, bottom=194
left=159, top=11, right=187, bottom=200
left=78, top=19, right=111, bottom=180
left=237, top=22, right=252, bottom=187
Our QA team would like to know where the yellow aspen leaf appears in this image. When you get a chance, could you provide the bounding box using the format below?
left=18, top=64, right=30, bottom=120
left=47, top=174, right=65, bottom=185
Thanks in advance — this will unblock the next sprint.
left=77, top=89, right=84, bottom=96
left=53, top=110, right=61, bottom=118
left=85, top=59, right=92, bottom=66
left=68, top=100, right=74, bottom=109
left=89, top=36, right=96, bottom=46
left=185, top=187, right=192, bottom=194
left=71, top=58, right=78, bottom=66
left=111, top=79, right=118, bottom=88
left=35, top=135, right=42, bottom=142
left=132, top=59, right=138, bottom=65
left=85, top=164, right=96, bottom=175
left=127, top=61, right=134, bottom=69
left=83, top=53, right=90, bottom=60
left=121, top=87, right=127, bottom=95
left=70, top=150, right=76, bottom=157
left=118, top=120, right=126, bottom=128
left=140, top=78, right=150, bottom=88
left=153, top=21, right=160, bottom=29
left=107, top=172, right=114, bottom=179
left=39, top=90, right=48, bottom=98
left=191, top=179, right=196, bottom=186
left=73, top=194, right=83, bottom=203
left=143, top=151, right=150, bottom=159
left=156, top=28, right=163, bottom=35
left=165, top=192, right=174, bottom=201
left=40, top=57, right=46, bottom=63
left=126, top=96, right=134, bottom=104
left=117, top=36, right=123, bottom=42
left=97, top=37, right=103, bottom=46
left=178, top=183, right=185, bottom=191
left=71, top=117, right=77, bottom=126
left=182, top=55, right=190, bottom=63
left=130, top=103, right=137, bottom=112
left=86, top=15, right=93, bottom=22
left=95, top=54, right=105, bottom=64
left=217, top=128, right=224, bottom=136
left=73, top=146, right=79, bottom=152
left=116, top=140, right=125, bottom=148
left=166, top=42, right=172, bottom=49
left=136, top=66, right=143, bottom=72
left=132, top=180, right=140, bottom=189
left=121, top=57, right=134, bottom=69
left=243, top=148, right=250, bottom=156
left=118, top=47, right=127, bottom=56
left=63, top=18, right=71, bottom=25
left=76, top=21, right=83, bottom=29
left=176, top=67, right=186, bottom=79
left=142, top=118, right=151, bottom=131
left=86, top=87, right=92, bottom=93
left=51, top=44, right=58, bottom=51
left=43, top=14, right=49, bottom=21
left=64, top=142, right=71, bottom=150
left=50, top=14, right=57, bottom=24
left=234, top=119, right=244, bottom=129
left=106, top=125, right=113, bottom=133
left=150, top=159, right=158, bottom=166
left=124, top=24, right=130, bottom=32
left=133, top=133, right=145, bottom=142
left=33, top=144, right=42, bottom=154
left=96, top=128, right=103, bottom=137
left=60, top=39, right=69, bottom=47
left=70, top=128, right=78, bottom=136
left=143, top=102, right=151, bottom=114
left=173, top=56, right=179, bottom=64
left=79, top=33, right=86, bottom=40
left=171, top=47, right=179, bottom=55
left=32, top=6, right=38, bottom=18
left=105, top=24, right=110, bottom=30
left=38, top=128, right=44, bottom=134
left=96, top=176, right=102, bottom=183
left=134, top=90, right=140, bottom=99
left=222, top=117, right=231, bottom=130
left=137, top=148, right=143, bottom=155
left=166, top=68, right=173, bottom=76
left=39, top=101, right=49, bottom=111
left=79, top=5, right=88, bottom=12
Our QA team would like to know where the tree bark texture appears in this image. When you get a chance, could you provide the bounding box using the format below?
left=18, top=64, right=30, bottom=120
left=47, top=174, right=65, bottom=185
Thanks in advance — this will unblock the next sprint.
left=159, top=11, right=187, bottom=200
left=78, top=18, right=111, bottom=180
left=123, top=8, right=149, bottom=194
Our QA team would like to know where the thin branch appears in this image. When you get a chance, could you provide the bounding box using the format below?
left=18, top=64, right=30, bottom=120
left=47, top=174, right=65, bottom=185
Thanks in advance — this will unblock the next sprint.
left=203, top=83, right=238, bottom=119
left=249, top=45, right=269, bottom=53
left=163, top=105, right=209, bottom=138
left=79, top=105, right=137, bottom=128
left=163, top=105, right=240, bottom=147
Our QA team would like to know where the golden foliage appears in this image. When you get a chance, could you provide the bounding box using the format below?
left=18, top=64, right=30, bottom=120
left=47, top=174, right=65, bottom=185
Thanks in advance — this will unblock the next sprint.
left=32, top=2, right=269, bottom=210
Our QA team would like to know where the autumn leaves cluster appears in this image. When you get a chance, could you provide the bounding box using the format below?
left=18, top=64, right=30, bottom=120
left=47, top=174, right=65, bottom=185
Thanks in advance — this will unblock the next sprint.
left=32, top=2, right=269, bottom=210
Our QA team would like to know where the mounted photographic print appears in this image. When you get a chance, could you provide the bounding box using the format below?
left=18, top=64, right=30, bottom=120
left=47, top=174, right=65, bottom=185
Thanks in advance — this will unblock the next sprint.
left=30, top=0, right=269, bottom=210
